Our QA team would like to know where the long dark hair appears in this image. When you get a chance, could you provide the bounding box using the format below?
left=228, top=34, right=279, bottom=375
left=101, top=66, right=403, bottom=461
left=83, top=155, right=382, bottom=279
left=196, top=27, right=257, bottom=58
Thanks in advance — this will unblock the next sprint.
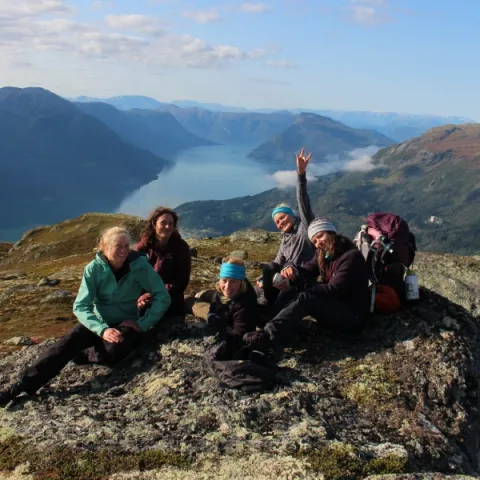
left=318, top=233, right=356, bottom=274
left=140, top=206, right=178, bottom=249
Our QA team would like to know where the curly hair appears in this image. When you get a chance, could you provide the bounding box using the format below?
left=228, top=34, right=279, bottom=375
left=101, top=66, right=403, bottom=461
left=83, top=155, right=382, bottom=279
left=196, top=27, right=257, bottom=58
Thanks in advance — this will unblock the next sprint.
left=140, top=206, right=178, bottom=248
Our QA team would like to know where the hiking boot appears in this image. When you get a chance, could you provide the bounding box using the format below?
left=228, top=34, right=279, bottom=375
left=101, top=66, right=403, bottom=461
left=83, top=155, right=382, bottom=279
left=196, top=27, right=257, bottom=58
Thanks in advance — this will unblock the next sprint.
left=243, top=330, right=271, bottom=351
left=0, top=382, right=25, bottom=407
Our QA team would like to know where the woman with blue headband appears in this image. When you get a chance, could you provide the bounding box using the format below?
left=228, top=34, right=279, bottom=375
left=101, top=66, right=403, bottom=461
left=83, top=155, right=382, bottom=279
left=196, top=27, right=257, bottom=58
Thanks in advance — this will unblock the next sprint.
left=245, top=219, right=370, bottom=360
left=257, top=148, right=316, bottom=314
left=206, top=257, right=258, bottom=354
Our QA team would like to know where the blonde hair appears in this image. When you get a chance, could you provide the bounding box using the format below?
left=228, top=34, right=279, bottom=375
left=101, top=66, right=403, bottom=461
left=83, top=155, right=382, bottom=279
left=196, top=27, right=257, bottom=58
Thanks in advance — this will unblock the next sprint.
left=275, top=202, right=292, bottom=209
left=221, top=256, right=245, bottom=266
left=98, top=226, right=131, bottom=252
left=216, top=257, right=246, bottom=297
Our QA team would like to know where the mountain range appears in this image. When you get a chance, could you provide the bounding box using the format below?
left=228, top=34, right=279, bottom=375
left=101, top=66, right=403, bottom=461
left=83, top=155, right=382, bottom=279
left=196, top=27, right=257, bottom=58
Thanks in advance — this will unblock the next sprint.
left=247, top=113, right=394, bottom=164
left=76, top=102, right=214, bottom=158
left=176, top=124, right=480, bottom=255
left=0, top=87, right=169, bottom=233
left=73, top=95, right=475, bottom=142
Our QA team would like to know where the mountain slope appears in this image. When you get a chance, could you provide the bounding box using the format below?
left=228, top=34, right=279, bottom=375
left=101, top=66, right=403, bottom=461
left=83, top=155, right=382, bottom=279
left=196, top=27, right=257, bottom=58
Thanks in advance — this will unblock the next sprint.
left=176, top=124, right=480, bottom=255
left=0, top=87, right=168, bottom=232
left=157, top=107, right=296, bottom=145
left=248, top=113, right=395, bottom=165
left=310, top=110, right=474, bottom=142
left=74, top=95, right=169, bottom=110
left=165, top=100, right=475, bottom=142
left=76, top=102, right=214, bottom=158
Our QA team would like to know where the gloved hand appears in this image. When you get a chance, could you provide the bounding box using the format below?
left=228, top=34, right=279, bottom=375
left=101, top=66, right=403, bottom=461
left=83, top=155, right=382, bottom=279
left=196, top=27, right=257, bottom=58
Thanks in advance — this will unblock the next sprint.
left=206, top=313, right=223, bottom=331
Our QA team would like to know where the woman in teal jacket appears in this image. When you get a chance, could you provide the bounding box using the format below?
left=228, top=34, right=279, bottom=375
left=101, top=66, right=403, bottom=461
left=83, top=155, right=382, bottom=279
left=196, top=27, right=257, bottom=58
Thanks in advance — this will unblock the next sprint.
left=0, top=227, right=171, bottom=406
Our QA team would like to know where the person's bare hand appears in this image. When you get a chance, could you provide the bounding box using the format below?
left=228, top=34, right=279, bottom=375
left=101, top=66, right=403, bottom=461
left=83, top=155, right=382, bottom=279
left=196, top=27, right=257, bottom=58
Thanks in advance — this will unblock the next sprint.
left=137, top=293, right=152, bottom=309
left=296, top=147, right=312, bottom=175
left=281, top=266, right=296, bottom=281
left=119, top=320, right=141, bottom=332
left=102, top=328, right=123, bottom=343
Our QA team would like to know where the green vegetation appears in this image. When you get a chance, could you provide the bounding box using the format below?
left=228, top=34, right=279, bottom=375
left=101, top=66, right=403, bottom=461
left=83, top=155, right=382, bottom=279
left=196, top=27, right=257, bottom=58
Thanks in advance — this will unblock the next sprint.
left=0, top=437, right=190, bottom=480
left=306, top=443, right=408, bottom=479
left=177, top=124, right=480, bottom=255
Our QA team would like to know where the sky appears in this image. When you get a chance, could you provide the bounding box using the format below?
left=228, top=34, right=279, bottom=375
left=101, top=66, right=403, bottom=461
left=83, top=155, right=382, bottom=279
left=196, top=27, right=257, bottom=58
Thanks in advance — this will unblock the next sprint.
left=1, top=0, right=479, bottom=119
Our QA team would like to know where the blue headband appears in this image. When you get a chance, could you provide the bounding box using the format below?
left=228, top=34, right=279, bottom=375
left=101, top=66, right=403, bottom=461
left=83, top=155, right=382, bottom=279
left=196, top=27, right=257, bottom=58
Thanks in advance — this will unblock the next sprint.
left=272, top=206, right=294, bottom=220
left=219, top=263, right=246, bottom=280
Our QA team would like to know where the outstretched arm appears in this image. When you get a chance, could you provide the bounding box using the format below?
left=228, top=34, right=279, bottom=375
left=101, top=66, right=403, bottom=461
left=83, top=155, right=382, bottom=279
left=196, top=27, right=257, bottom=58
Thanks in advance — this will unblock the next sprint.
left=296, top=148, right=315, bottom=228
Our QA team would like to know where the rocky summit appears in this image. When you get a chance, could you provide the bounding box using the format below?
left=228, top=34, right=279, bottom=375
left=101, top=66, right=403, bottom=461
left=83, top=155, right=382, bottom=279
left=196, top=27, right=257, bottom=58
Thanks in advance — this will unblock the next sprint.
left=0, top=214, right=479, bottom=480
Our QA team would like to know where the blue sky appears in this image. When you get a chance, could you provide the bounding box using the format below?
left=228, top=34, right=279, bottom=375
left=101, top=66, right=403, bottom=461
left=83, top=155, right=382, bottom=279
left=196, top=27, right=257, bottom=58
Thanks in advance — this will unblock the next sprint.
left=1, top=0, right=479, bottom=119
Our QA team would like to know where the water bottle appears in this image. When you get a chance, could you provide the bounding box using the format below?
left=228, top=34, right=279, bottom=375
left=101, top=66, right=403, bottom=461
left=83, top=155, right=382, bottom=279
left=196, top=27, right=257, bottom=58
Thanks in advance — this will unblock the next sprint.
left=405, top=269, right=420, bottom=301
left=273, top=273, right=290, bottom=288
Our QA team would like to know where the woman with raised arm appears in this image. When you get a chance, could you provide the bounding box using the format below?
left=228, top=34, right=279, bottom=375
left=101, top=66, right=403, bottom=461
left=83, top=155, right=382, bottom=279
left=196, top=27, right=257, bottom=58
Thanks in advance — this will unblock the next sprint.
left=0, top=227, right=171, bottom=407
left=245, top=219, right=370, bottom=359
left=135, top=207, right=191, bottom=319
left=257, top=148, right=317, bottom=314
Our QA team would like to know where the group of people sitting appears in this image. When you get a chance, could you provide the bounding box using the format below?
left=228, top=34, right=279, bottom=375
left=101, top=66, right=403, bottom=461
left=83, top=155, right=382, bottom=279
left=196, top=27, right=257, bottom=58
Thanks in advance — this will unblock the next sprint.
left=0, top=149, right=372, bottom=406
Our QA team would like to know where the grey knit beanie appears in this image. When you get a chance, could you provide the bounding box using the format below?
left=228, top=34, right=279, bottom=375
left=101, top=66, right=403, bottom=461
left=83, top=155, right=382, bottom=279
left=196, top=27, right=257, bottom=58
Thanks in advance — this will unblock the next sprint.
left=307, top=218, right=337, bottom=241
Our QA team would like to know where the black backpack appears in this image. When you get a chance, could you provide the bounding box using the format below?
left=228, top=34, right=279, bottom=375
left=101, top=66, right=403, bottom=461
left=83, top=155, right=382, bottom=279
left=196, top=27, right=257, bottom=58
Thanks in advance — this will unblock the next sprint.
left=203, top=341, right=278, bottom=393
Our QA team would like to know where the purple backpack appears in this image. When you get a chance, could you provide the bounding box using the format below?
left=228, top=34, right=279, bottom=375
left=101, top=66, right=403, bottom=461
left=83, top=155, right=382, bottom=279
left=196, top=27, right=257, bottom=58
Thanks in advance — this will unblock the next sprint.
left=354, top=213, right=417, bottom=308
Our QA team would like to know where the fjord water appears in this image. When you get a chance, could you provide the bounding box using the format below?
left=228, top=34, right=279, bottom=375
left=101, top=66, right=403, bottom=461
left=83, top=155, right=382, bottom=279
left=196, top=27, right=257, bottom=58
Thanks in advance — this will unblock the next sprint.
left=117, top=144, right=285, bottom=217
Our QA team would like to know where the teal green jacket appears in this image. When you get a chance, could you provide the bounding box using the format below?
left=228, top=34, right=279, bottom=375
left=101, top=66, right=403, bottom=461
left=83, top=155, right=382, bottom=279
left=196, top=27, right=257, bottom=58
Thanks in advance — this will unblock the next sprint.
left=73, top=251, right=171, bottom=336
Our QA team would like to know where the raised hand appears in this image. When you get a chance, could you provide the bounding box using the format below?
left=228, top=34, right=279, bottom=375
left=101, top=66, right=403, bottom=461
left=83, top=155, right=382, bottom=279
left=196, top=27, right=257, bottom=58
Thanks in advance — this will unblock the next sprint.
left=296, top=147, right=312, bottom=175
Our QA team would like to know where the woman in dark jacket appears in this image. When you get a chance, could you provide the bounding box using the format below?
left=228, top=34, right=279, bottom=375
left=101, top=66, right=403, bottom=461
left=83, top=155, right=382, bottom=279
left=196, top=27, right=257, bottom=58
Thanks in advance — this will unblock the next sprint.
left=136, top=206, right=191, bottom=318
left=244, top=218, right=370, bottom=356
left=207, top=258, right=258, bottom=355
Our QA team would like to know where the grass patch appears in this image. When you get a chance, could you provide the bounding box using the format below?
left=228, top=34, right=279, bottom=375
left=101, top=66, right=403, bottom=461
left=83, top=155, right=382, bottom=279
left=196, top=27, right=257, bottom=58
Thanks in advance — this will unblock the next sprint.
left=339, top=360, right=400, bottom=406
left=306, top=443, right=408, bottom=480
left=0, top=437, right=190, bottom=480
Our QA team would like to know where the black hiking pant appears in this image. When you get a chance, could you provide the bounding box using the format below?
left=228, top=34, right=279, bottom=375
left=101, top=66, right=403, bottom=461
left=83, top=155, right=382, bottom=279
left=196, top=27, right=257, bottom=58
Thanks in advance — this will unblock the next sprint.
left=264, top=291, right=365, bottom=344
left=261, top=262, right=302, bottom=316
left=20, top=323, right=143, bottom=394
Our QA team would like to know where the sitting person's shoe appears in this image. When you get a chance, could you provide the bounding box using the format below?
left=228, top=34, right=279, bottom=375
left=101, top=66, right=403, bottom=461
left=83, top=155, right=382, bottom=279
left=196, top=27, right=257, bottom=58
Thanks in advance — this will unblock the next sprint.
left=243, top=330, right=271, bottom=351
left=0, top=382, right=25, bottom=407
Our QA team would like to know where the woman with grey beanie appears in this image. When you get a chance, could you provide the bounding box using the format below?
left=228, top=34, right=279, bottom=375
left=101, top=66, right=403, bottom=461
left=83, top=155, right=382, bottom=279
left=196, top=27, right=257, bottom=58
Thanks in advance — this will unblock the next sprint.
left=244, top=218, right=370, bottom=359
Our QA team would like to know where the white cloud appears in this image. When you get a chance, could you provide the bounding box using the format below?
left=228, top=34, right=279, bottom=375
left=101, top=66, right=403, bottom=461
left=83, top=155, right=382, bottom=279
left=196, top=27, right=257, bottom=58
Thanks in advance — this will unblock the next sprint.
left=239, top=3, right=271, bottom=13
left=343, top=145, right=382, bottom=171
left=0, top=0, right=73, bottom=16
left=267, top=59, right=297, bottom=68
left=343, top=1, right=392, bottom=26
left=182, top=9, right=222, bottom=24
left=0, top=4, right=270, bottom=71
left=271, top=146, right=383, bottom=188
left=104, top=14, right=164, bottom=35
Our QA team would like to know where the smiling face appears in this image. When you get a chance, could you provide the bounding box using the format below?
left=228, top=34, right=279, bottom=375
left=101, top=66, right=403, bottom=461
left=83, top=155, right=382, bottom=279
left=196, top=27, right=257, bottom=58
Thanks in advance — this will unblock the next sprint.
left=155, top=213, right=175, bottom=242
left=273, top=212, right=295, bottom=233
left=219, top=278, right=242, bottom=298
left=104, top=234, right=130, bottom=268
left=312, top=231, right=336, bottom=257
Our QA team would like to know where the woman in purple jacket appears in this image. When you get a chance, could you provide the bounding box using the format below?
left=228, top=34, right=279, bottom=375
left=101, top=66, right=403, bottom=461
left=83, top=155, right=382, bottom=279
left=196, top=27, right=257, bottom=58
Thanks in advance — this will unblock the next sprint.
left=135, top=207, right=191, bottom=318
left=245, top=218, right=370, bottom=358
